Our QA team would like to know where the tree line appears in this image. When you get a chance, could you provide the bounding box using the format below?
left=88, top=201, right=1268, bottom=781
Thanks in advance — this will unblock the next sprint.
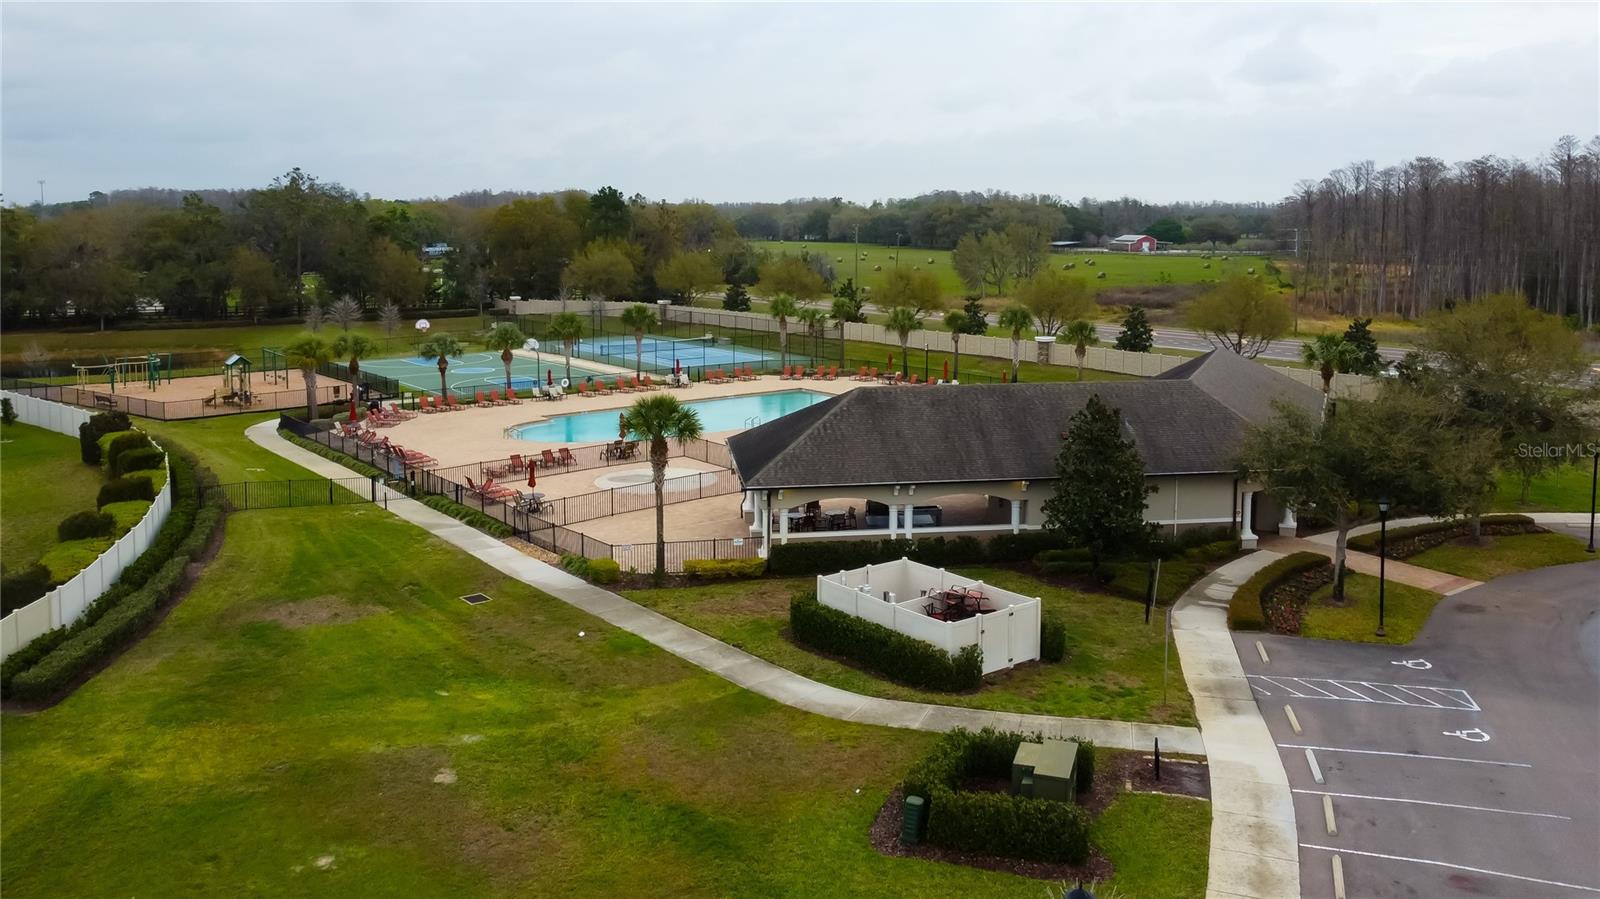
left=1282, top=135, right=1600, bottom=326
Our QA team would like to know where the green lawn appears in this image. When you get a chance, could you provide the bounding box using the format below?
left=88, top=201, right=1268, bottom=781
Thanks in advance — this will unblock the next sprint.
left=0, top=505, right=1201, bottom=896
left=140, top=412, right=313, bottom=482
left=1092, top=793, right=1211, bottom=899
left=1408, top=532, right=1592, bottom=582
left=1493, top=463, right=1595, bottom=512
left=753, top=240, right=1274, bottom=301
left=1300, top=572, right=1442, bottom=645
left=0, top=422, right=103, bottom=570
left=624, top=568, right=1194, bottom=726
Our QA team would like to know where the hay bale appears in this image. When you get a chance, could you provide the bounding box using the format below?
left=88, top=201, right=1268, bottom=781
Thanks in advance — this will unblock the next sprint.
left=1203, top=262, right=1211, bottom=269
left=1247, top=267, right=1257, bottom=274
left=836, top=257, right=844, bottom=263
left=1096, top=271, right=1107, bottom=279
left=1085, top=259, right=1096, bottom=266
left=926, top=257, right=934, bottom=264
left=873, top=265, right=882, bottom=271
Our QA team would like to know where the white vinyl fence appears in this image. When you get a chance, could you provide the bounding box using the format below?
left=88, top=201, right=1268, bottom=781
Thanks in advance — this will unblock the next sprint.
left=816, top=558, right=1042, bottom=675
left=1, top=390, right=173, bottom=661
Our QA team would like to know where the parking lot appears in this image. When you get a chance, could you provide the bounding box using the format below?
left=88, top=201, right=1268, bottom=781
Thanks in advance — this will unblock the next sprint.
left=1236, top=559, right=1600, bottom=897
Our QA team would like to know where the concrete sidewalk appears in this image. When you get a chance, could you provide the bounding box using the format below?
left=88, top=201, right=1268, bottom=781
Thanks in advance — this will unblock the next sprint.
left=1171, top=551, right=1301, bottom=899
left=1258, top=535, right=1482, bottom=595
left=246, top=421, right=1203, bottom=754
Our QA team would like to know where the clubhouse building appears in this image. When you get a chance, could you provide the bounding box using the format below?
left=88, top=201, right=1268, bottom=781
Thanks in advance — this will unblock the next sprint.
left=728, top=350, right=1320, bottom=552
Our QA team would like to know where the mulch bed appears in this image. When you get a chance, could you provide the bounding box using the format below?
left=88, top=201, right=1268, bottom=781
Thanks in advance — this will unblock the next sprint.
left=867, top=748, right=1209, bottom=881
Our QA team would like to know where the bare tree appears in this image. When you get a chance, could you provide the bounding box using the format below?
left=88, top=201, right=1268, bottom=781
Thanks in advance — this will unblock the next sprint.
left=378, top=302, right=401, bottom=336
left=328, top=295, right=362, bottom=331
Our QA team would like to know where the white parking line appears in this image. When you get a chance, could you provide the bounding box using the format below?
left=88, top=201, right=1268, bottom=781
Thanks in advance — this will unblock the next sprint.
left=1276, top=744, right=1531, bottom=768
left=1248, top=675, right=1481, bottom=711
left=1292, top=789, right=1572, bottom=820
left=1298, top=844, right=1600, bottom=894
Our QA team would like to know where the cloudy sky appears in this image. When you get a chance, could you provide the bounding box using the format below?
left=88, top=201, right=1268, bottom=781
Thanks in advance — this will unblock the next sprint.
left=3, top=2, right=1596, bottom=206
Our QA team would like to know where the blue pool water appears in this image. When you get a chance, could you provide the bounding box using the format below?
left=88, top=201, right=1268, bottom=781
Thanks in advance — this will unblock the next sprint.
left=509, top=390, right=830, bottom=443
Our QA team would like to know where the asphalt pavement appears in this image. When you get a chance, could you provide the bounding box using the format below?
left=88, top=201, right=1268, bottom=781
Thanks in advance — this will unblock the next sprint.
left=1236, top=559, right=1600, bottom=898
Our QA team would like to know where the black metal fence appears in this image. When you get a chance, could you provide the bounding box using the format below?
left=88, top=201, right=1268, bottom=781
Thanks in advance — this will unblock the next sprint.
left=207, top=476, right=380, bottom=511
left=279, top=413, right=760, bottom=573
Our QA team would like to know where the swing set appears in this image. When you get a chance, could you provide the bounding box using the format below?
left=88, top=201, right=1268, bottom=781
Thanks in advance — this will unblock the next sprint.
left=73, top=354, right=171, bottom=394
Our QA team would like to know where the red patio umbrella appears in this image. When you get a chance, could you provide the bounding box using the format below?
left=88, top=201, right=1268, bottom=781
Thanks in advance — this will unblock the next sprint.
left=527, top=464, right=537, bottom=490
left=547, top=369, right=554, bottom=386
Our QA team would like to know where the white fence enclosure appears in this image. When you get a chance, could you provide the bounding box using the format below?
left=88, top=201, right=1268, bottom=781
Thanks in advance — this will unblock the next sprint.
left=0, top=390, right=173, bottom=661
left=816, top=558, right=1042, bottom=675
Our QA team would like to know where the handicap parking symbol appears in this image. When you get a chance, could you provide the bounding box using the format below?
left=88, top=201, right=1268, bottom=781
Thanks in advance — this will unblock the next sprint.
left=1392, top=659, right=1432, bottom=670
left=1443, top=728, right=1491, bottom=743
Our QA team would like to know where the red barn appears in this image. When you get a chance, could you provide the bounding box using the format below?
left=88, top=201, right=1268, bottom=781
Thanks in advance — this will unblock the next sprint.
left=1108, top=233, right=1158, bottom=253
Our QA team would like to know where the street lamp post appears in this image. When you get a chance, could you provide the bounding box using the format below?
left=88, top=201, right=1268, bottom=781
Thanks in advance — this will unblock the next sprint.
left=1580, top=444, right=1593, bottom=550
left=1376, top=497, right=1390, bottom=638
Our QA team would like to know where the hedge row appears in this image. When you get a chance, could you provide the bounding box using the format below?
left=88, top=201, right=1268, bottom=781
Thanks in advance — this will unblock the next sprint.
left=102, top=431, right=152, bottom=474
left=789, top=591, right=982, bottom=692
left=5, top=448, right=222, bottom=702
left=1347, top=514, right=1538, bottom=557
left=904, top=727, right=1095, bottom=864
left=559, top=553, right=621, bottom=584
left=98, top=474, right=156, bottom=508
left=279, top=430, right=393, bottom=482
left=78, top=411, right=130, bottom=465
left=1228, top=551, right=1332, bottom=632
left=57, top=510, right=115, bottom=542
left=416, top=495, right=515, bottom=538
left=682, top=558, right=767, bottom=579
left=114, top=446, right=166, bottom=478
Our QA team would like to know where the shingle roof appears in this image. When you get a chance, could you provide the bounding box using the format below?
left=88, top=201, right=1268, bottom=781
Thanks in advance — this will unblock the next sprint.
left=1110, top=234, right=1151, bottom=243
left=728, top=351, right=1320, bottom=490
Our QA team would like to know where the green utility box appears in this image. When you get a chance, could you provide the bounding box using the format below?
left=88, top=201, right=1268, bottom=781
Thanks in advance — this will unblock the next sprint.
left=1011, top=739, right=1078, bottom=803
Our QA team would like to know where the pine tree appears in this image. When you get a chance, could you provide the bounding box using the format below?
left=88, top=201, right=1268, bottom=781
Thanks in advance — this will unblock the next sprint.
left=1113, top=306, right=1154, bottom=352
left=1342, top=317, right=1383, bottom=374
left=960, top=296, right=988, bottom=334
left=1041, top=395, right=1154, bottom=565
left=722, top=282, right=750, bottom=312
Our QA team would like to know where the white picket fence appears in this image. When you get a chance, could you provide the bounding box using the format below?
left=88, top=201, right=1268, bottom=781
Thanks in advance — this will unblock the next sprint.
left=816, top=558, right=1042, bottom=675
left=0, top=390, right=173, bottom=661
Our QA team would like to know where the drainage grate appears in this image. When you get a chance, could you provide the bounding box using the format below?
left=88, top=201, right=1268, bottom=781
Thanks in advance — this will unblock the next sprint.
left=459, top=593, right=492, bottom=606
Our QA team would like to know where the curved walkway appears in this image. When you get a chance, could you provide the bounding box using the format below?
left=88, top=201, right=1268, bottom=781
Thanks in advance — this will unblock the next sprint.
left=245, top=421, right=1203, bottom=754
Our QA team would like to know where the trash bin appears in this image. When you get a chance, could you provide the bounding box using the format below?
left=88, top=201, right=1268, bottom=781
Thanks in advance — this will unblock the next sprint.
left=900, top=795, right=925, bottom=845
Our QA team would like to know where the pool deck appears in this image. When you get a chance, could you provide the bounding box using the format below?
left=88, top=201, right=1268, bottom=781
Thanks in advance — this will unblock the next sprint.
left=380, top=373, right=870, bottom=469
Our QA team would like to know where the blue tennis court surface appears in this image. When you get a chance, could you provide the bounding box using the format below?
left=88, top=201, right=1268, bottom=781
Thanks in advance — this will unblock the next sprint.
left=361, top=352, right=610, bottom=395
left=576, top=335, right=806, bottom=371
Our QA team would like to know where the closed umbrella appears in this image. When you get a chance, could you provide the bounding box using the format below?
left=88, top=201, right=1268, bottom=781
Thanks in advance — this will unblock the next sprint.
left=527, top=464, right=537, bottom=490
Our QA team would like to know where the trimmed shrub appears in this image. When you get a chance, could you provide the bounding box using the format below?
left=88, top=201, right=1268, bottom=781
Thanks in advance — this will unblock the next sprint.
left=1229, top=551, right=1331, bottom=632
left=1040, top=615, right=1067, bottom=663
left=41, top=538, right=113, bottom=583
left=98, top=474, right=155, bottom=508
left=101, top=500, right=153, bottom=533
left=77, top=411, right=130, bottom=465
left=1, top=562, right=52, bottom=614
left=114, top=446, right=166, bottom=477
left=683, top=558, right=767, bottom=579
left=904, top=727, right=1024, bottom=799
left=588, top=559, right=621, bottom=584
left=57, top=510, right=115, bottom=542
left=1068, top=737, right=1095, bottom=793
left=559, top=553, right=591, bottom=578
left=988, top=531, right=1070, bottom=563
left=1, top=397, right=15, bottom=425
left=766, top=539, right=910, bottom=576
left=1185, top=538, right=1242, bottom=563
left=417, top=495, right=514, bottom=537
left=280, top=431, right=392, bottom=481
left=1036, top=547, right=1094, bottom=576
left=102, top=430, right=152, bottom=473
left=925, top=786, right=1091, bottom=864
left=789, top=591, right=982, bottom=692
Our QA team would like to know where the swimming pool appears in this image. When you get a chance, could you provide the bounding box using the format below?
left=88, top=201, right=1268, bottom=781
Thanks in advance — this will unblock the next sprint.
left=509, top=390, right=831, bottom=443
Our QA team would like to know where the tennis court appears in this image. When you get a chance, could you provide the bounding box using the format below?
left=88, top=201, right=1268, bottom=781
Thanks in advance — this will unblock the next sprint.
left=360, top=352, right=614, bottom=396
left=576, top=334, right=807, bottom=371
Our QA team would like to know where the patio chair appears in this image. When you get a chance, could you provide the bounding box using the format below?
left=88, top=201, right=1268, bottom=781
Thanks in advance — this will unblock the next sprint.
left=826, top=365, right=839, bottom=380
left=503, top=389, right=523, bottom=405
left=595, top=381, right=612, bottom=396
left=509, top=454, right=527, bottom=473
left=388, top=402, right=417, bottom=420
left=557, top=447, right=577, bottom=467
left=614, top=379, right=630, bottom=394
left=642, top=374, right=657, bottom=390
left=619, top=442, right=638, bottom=460
left=909, top=374, right=921, bottom=385
left=479, top=478, right=519, bottom=500
left=446, top=394, right=466, bottom=411
left=539, top=449, right=559, bottom=468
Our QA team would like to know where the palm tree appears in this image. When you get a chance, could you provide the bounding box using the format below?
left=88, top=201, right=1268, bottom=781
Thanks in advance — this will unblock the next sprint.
left=1301, top=333, right=1362, bottom=411
left=482, top=322, right=526, bottom=396
left=796, top=307, right=829, bottom=362
left=619, top=303, right=659, bottom=374
left=417, top=334, right=464, bottom=399
left=943, top=310, right=969, bottom=382
left=330, top=333, right=377, bottom=421
left=768, top=293, right=798, bottom=370
left=620, top=394, right=704, bottom=580
left=548, top=312, right=584, bottom=384
left=885, top=306, right=921, bottom=377
left=997, top=304, right=1033, bottom=383
left=283, top=334, right=332, bottom=420
left=1062, top=319, right=1099, bottom=381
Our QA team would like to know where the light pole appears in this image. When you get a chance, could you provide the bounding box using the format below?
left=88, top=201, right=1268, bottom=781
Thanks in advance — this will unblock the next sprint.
left=894, top=232, right=902, bottom=270
left=1376, top=497, right=1390, bottom=638
left=853, top=224, right=860, bottom=291
left=1587, top=447, right=1597, bottom=553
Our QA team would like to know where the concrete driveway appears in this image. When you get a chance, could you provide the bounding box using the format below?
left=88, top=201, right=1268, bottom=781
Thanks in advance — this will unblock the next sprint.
left=1236, top=559, right=1600, bottom=897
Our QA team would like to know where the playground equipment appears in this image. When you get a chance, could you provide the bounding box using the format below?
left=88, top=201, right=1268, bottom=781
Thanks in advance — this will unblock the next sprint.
left=73, top=354, right=168, bottom=393
left=260, top=347, right=289, bottom=385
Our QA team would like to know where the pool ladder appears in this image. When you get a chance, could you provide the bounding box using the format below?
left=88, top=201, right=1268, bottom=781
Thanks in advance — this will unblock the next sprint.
left=743, top=416, right=763, bottom=429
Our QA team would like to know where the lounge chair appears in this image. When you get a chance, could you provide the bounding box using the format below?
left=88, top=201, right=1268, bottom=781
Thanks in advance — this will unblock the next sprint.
left=909, top=374, right=921, bottom=385
left=641, top=374, right=656, bottom=390
left=387, top=402, right=417, bottom=420
left=594, top=381, right=612, bottom=396
left=852, top=366, right=868, bottom=380
left=444, top=394, right=463, bottom=411
left=479, top=478, right=519, bottom=500
left=508, top=454, right=527, bottom=473
left=539, top=449, right=559, bottom=468
left=614, top=379, right=630, bottom=394
left=557, top=448, right=577, bottom=467
left=577, top=383, right=591, bottom=398
left=780, top=365, right=791, bottom=380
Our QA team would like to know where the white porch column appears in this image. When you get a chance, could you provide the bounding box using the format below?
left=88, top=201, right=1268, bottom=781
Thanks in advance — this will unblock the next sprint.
left=779, top=502, right=790, bottom=545
left=904, top=503, right=915, bottom=541
left=1010, top=499, right=1021, bottom=534
left=1240, top=490, right=1258, bottom=549
left=1279, top=506, right=1297, bottom=535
